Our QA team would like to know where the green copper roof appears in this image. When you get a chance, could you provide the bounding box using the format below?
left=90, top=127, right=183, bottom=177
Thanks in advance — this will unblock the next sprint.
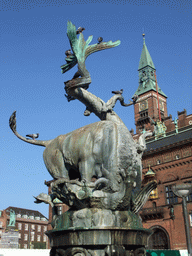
left=133, top=34, right=167, bottom=98
left=134, top=79, right=167, bottom=98
left=145, top=166, right=155, bottom=176
left=138, top=35, right=155, bottom=70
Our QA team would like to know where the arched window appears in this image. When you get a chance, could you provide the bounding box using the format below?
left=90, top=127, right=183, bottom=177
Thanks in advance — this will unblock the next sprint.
left=148, top=226, right=170, bottom=249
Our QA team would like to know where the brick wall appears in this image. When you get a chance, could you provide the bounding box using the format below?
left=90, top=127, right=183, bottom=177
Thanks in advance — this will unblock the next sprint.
left=141, top=139, right=192, bottom=250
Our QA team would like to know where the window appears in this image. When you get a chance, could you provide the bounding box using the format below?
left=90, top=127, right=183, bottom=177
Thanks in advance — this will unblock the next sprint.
left=187, top=193, right=192, bottom=202
left=24, top=244, right=28, bottom=249
left=157, top=159, right=161, bottom=165
left=25, top=224, right=28, bottom=231
left=58, top=206, right=62, bottom=216
left=189, top=214, right=192, bottom=226
left=175, top=154, right=180, bottom=160
left=165, top=185, right=178, bottom=204
left=37, top=235, right=41, bottom=242
left=38, top=225, right=41, bottom=232
left=19, top=233, right=21, bottom=239
left=140, top=111, right=148, bottom=118
left=17, top=214, right=21, bottom=218
left=31, top=234, right=34, bottom=242
left=185, top=181, right=192, bottom=202
left=43, top=235, right=47, bottom=242
left=18, top=223, right=22, bottom=230
left=44, top=226, right=47, bottom=232
left=24, top=234, right=28, bottom=241
left=31, top=224, right=35, bottom=230
left=150, top=187, right=158, bottom=199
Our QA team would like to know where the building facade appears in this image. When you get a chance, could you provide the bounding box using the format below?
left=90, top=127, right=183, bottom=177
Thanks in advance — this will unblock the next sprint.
left=0, top=207, right=49, bottom=249
left=132, top=34, right=192, bottom=250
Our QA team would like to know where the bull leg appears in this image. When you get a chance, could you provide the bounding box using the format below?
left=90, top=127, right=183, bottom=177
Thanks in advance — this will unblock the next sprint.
left=78, top=157, right=95, bottom=182
left=43, top=149, right=69, bottom=179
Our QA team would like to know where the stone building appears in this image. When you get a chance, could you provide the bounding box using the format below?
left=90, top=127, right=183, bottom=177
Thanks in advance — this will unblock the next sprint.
left=0, top=206, right=49, bottom=249
left=132, top=35, right=192, bottom=250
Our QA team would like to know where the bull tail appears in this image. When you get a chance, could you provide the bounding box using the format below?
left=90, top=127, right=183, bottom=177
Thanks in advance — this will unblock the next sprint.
left=9, top=111, right=52, bottom=147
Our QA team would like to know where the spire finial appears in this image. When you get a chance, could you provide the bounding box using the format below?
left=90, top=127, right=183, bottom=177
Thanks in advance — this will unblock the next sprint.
left=142, top=32, right=145, bottom=45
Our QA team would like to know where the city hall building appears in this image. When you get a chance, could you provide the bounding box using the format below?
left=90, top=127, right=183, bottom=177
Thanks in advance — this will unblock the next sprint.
left=132, top=35, right=192, bottom=250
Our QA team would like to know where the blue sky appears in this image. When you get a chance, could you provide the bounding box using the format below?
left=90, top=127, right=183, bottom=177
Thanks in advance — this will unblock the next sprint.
left=1, top=1, right=191, bottom=218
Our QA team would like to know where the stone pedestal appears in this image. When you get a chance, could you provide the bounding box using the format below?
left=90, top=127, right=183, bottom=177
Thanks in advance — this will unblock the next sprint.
left=47, top=228, right=151, bottom=256
left=46, top=209, right=152, bottom=256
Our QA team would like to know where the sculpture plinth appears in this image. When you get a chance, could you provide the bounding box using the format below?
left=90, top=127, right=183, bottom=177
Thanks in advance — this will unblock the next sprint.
left=47, top=208, right=151, bottom=255
left=9, top=21, right=157, bottom=256
left=47, top=227, right=151, bottom=256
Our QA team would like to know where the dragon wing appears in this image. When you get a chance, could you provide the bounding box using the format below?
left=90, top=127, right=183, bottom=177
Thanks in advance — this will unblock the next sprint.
left=85, top=40, right=121, bottom=60
left=61, top=21, right=121, bottom=75
left=60, top=54, right=77, bottom=74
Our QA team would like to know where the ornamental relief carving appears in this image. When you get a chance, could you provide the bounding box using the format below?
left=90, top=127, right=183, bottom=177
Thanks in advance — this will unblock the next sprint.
left=183, top=148, right=191, bottom=158
left=173, top=151, right=180, bottom=160
left=163, top=153, right=172, bottom=163
left=146, top=159, right=154, bottom=167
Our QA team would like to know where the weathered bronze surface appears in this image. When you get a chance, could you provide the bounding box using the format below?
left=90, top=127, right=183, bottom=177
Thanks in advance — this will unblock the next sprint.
left=47, top=228, right=151, bottom=255
left=9, top=21, right=156, bottom=256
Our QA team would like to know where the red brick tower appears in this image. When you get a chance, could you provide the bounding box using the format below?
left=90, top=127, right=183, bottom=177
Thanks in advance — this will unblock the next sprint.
left=133, top=34, right=168, bottom=135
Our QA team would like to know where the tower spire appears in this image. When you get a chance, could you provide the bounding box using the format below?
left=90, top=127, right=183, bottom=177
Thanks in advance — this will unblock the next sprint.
left=133, top=35, right=166, bottom=98
left=133, top=35, right=168, bottom=134
left=138, top=34, right=155, bottom=71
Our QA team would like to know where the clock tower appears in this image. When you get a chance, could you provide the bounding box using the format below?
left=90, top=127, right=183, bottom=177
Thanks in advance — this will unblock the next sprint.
left=133, top=34, right=168, bottom=134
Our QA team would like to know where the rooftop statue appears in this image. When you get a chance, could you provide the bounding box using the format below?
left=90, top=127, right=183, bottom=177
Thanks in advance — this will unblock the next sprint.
left=9, top=21, right=157, bottom=256
left=8, top=209, right=16, bottom=227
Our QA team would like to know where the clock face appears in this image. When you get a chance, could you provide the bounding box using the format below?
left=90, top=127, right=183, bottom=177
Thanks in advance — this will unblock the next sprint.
left=139, top=100, right=148, bottom=111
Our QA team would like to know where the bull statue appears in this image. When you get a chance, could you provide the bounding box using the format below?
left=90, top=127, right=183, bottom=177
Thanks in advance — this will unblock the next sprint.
left=9, top=20, right=156, bottom=215
left=9, top=89, right=156, bottom=212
